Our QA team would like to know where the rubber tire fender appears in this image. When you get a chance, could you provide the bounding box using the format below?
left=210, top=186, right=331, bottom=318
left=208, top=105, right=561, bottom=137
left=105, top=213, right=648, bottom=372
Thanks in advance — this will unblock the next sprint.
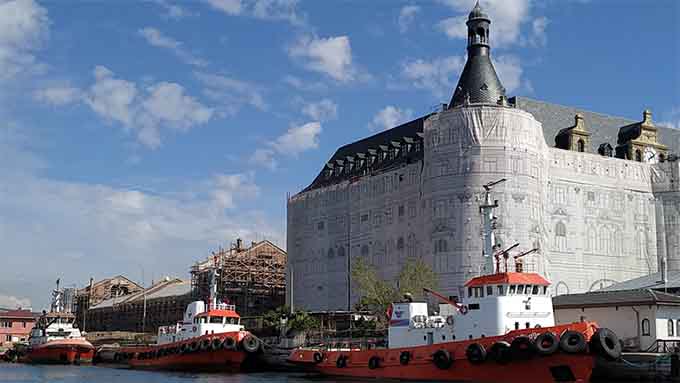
left=368, top=355, right=381, bottom=369
left=432, top=349, right=453, bottom=370
left=313, top=351, right=324, bottom=364
left=223, top=336, right=237, bottom=350
left=200, top=338, right=211, bottom=352
left=465, top=343, right=486, bottom=364
left=336, top=354, right=348, bottom=368
left=241, top=334, right=261, bottom=353
left=489, top=341, right=512, bottom=365
left=590, top=328, right=622, bottom=361
left=211, top=337, right=222, bottom=350
left=535, top=332, right=560, bottom=356
left=189, top=341, right=199, bottom=352
left=510, top=336, right=537, bottom=360
left=399, top=351, right=411, bottom=365
left=180, top=343, right=188, bottom=354
left=559, top=330, right=587, bottom=354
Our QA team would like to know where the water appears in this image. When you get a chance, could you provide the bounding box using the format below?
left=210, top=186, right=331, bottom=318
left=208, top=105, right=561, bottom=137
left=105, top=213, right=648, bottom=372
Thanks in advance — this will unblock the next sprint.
left=0, top=364, right=347, bottom=383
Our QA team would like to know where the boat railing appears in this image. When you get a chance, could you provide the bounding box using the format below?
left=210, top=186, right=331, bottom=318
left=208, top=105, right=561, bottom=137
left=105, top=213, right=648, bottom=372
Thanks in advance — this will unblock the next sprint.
left=158, top=325, right=179, bottom=335
left=644, top=339, right=680, bottom=353
left=211, top=303, right=236, bottom=311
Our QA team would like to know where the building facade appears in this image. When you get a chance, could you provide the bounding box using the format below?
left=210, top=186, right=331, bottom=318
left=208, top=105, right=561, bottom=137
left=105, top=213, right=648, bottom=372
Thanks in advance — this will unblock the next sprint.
left=286, top=3, right=680, bottom=311
left=74, top=275, right=143, bottom=331
left=0, top=309, right=37, bottom=346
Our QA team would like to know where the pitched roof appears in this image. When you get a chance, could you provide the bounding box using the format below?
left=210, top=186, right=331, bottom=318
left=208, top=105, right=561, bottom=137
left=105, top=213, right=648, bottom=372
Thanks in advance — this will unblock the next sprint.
left=465, top=272, right=550, bottom=287
left=90, top=278, right=189, bottom=309
left=0, top=309, right=38, bottom=319
left=598, top=271, right=680, bottom=291
left=552, top=289, right=680, bottom=309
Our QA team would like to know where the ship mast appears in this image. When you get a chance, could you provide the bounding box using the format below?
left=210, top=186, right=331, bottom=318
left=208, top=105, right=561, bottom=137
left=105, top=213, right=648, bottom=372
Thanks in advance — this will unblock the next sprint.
left=51, top=278, right=63, bottom=313
left=480, top=179, right=505, bottom=274
left=209, top=252, right=220, bottom=310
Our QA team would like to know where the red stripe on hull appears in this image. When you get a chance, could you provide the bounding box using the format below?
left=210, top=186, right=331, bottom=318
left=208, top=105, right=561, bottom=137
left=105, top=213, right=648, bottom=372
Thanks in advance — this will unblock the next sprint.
left=27, top=345, right=95, bottom=365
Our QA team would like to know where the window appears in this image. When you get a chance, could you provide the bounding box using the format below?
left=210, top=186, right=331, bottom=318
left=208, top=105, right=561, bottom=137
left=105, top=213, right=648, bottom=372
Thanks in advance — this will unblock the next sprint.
left=22, top=321, right=26, bottom=328
left=210, top=316, right=223, bottom=324
left=514, top=322, right=520, bottom=330
left=517, top=285, right=525, bottom=294
left=526, top=322, right=531, bottom=329
left=361, top=214, right=369, bottom=222
left=317, top=221, right=325, bottom=230
left=468, top=287, right=473, bottom=298
left=1, top=321, right=10, bottom=328
left=635, top=150, right=642, bottom=162
left=486, top=286, right=493, bottom=296
left=398, top=205, right=405, bottom=217
left=509, top=285, right=516, bottom=295
left=397, top=237, right=404, bottom=250
left=669, top=320, right=675, bottom=337
left=532, top=286, right=539, bottom=295
left=677, top=320, right=680, bottom=337
left=5, top=335, right=11, bottom=342
left=497, top=285, right=505, bottom=295
left=641, top=319, right=650, bottom=336
left=468, top=303, right=480, bottom=310
left=577, top=139, right=585, bottom=152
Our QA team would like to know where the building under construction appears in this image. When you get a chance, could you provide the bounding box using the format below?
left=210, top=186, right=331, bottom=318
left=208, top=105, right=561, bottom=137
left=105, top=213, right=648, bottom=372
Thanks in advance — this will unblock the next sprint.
left=191, top=239, right=286, bottom=317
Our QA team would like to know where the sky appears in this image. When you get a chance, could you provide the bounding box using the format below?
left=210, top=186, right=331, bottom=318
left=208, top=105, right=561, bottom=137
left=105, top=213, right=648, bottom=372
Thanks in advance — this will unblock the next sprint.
left=1, top=0, right=678, bottom=310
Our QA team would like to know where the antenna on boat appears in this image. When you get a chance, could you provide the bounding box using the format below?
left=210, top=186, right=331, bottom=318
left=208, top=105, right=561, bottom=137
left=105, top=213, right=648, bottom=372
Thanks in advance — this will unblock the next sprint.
left=480, top=178, right=506, bottom=274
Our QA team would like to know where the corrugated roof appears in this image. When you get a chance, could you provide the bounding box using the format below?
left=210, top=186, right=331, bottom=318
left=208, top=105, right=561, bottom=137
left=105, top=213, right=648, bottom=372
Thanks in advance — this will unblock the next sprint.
left=90, top=278, right=189, bottom=309
left=598, top=271, right=680, bottom=292
left=553, top=289, right=680, bottom=309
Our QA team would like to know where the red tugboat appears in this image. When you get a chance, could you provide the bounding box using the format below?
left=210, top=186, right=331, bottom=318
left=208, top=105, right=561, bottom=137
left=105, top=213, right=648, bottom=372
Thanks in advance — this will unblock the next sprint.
left=26, top=280, right=95, bottom=364
left=118, top=257, right=261, bottom=371
left=289, top=180, right=622, bottom=382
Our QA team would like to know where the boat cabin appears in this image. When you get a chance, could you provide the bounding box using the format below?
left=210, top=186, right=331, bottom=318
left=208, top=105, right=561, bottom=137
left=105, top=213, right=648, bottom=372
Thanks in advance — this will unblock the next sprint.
left=157, top=300, right=243, bottom=345
left=29, top=312, right=83, bottom=346
left=387, top=272, right=554, bottom=349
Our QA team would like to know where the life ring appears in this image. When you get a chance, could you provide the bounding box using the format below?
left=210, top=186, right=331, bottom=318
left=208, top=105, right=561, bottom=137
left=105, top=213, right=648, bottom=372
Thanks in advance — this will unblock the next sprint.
left=313, top=352, right=324, bottom=364
left=241, top=334, right=261, bottom=353
left=535, top=332, right=560, bottom=355
left=446, top=316, right=455, bottom=326
left=192, top=326, right=197, bottom=332
left=211, top=337, right=222, bottom=350
left=432, top=349, right=453, bottom=370
left=589, top=328, right=621, bottom=361
left=510, top=336, right=537, bottom=360
left=489, top=341, right=512, bottom=364
left=399, top=351, right=411, bottom=365
left=465, top=343, right=486, bottom=364
left=336, top=355, right=348, bottom=368
left=559, top=330, right=587, bottom=354
left=368, top=356, right=381, bottom=369
left=459, top=306, right=469, bottom=315
left=223, top=336, right=237, bottom=350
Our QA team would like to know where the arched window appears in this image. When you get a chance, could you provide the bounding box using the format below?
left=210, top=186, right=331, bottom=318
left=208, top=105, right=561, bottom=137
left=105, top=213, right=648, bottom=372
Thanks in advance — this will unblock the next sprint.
left=476, top=27, right=485, bottom=42
left=577, top=139, right=585, bottom=152
left=555, top=222, right=567, bottom=237
left=669, top=319, right=675, bottom=337
left=554, top=221, right=567, bottom=251
left=635, top=149, right=642, bottom=162
left=659, top=153, right=666, bottom=162
left=641, top=318, right=650, bottom=336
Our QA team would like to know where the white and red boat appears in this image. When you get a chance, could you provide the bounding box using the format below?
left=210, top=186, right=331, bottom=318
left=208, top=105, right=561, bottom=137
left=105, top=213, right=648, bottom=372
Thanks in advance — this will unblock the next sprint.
left=289, top=181, right=622, bottom=383
left=26, top=280, right=95, bottom=364
left=118, top=258, right=261, bottom=371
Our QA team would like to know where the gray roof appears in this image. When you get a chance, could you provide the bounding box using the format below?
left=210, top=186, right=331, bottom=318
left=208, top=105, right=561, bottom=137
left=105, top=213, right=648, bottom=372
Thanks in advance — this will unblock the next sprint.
left=552, top=289, right=680, bottom=309
left=91, top=278, right=189, bottom=309
left=599, top=271, right=680, bottom=292
left=511, top=96, right=680, bottom=153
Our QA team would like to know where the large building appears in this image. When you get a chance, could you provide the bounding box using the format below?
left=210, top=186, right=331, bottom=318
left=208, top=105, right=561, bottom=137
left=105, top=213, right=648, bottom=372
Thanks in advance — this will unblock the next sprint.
left=286, top=3, right=680, bottom=311
left=0, top=309, right=37, bottom=346
left=74, top=275, right=143, bottom=331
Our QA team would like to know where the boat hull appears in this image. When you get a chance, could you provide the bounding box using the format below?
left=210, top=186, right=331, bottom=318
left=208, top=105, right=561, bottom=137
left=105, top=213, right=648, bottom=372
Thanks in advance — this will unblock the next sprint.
left=290, top=322, right=600, bottom=383
left=26, top=339, right=95, bottom=365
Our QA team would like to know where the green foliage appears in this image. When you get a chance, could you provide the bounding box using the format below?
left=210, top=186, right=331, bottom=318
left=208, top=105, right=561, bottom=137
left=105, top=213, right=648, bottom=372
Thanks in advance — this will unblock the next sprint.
left=351, top=257, right=439, bottom=324
left=261, top=305, right=321, bottom=333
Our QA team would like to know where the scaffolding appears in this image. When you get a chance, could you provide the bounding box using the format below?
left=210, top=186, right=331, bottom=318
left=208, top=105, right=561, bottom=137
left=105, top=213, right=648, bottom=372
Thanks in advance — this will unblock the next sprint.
left=190, top=239, right=286, bottom=317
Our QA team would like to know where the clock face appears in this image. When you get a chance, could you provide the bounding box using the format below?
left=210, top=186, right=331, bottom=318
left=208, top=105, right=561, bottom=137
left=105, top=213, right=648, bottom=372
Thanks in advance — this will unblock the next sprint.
left=644, top=147, right=657, bottom=163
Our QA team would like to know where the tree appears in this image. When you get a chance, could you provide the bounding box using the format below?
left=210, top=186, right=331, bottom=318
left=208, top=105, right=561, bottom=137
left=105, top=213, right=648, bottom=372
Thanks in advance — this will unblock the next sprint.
left=397, top=258, right=440, bottom=301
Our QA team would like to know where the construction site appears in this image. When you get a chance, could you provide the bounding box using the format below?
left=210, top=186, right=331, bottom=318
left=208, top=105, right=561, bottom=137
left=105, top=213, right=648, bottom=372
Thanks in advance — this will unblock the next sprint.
left=191, top=239, right=287, bottom=318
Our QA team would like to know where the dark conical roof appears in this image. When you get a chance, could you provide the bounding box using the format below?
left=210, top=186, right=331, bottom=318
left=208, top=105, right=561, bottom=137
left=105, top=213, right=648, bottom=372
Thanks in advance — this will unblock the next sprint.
left=448, top=1, right=505, bottom=108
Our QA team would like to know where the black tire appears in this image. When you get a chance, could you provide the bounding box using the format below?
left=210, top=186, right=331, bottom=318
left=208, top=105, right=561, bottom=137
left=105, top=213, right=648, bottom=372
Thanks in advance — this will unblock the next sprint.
left=190, top=342, right=199, bottom=352
left=368, top=356, right=381, bottom=369
left=180, top=343, right=188, bottom=354
left=590, top=328, right=621, bottom=361
left=432, top=349, right=453, bottom=370
left=560, top=330, right=587, bottom=354
left=489, top=341, right=512, bottom=365
left=510, top=336, right=537, bottom=360
left=466, top=343, right=486, bottom=364
left=223, top=336, right=237, bottom=350
left=211, top=337, right=222, bottom=350
left=535, top=332, right=560, bottom=356
left=313, top=352, right=324, bottom=364
left=200, top=339, right=210, bottom=352
left=113, top=352, right=121, bottom=363
left=399, top=351, right=410, bottom=365
left=241, top=335, right=261, bottom=353
left=336, top=355, right=348, bottom=368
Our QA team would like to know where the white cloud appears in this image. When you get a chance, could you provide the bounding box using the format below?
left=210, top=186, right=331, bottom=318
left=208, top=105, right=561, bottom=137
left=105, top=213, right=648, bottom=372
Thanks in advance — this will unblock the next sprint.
left=288, top=35, right=356, bottom=82
left=270, top=121, right=321, bottom=155
left=0, top=0, right=49, bottom=82
left=528, top=16, right=549, bottom=47
left=195, top=71, right=267, bottom=115
left=35, top=66, right=214, bottom=149
left=152, top=0, right=195, bottom=19
left=398, top=5, right=420, bottom=33
left=369, top=106, right=414, bottom=132
left=205, top=0, right=302, bottom=25
left=0, top=294, right=31, bottom=309
left=492, top=55, right=522, bottom=93
left=139, top=27, right=208, bottom=67
left=0, top=129, right=281, bottom=308
left=437, top=0, right=532, bottom=47
left=33, top=86, right=82, bottom=106
left=282, top=75, right=327, bottom=92
left=301, top=99, right=337, bottom=121
left=401, top=56, right=465, bottom=98
left=249, top=148, right=277, bottom=170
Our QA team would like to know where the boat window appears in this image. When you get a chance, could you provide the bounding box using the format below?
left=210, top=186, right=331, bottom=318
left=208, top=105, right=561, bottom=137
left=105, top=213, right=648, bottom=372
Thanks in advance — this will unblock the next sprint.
left=468, top=303, right=480, bottom=310
left=497, top=285, right=505, bottom=295
left=468, top=287, right=473, bottom=298
left=478, top=287, right=484, bottom=298
left=525, top=322, right=530, bottom=329
left=532, top=285, right=539, bottom=295
left=509, top=285, right=516, bottom=295
left=225, top=317, right=237, bottom=325
left=514, top=322, right=520, bottom=330
left=543, top=286, right=548, bottom=295
left=200, top=317, right=207, bottom=324
left=486, top=286, right=493, bottom=296
left=517, top=285, right=525, bottom=294
left=209, top=316, right=223, bottom=324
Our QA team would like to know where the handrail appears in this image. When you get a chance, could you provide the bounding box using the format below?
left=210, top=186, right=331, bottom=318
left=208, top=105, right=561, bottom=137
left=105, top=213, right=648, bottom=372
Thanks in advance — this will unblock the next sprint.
left=643, top=339, right=680, bottom=353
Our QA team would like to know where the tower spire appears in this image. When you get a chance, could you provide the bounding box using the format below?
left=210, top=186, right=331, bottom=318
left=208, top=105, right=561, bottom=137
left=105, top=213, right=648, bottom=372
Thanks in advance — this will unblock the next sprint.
left=448, top=1, right=506, bottom=108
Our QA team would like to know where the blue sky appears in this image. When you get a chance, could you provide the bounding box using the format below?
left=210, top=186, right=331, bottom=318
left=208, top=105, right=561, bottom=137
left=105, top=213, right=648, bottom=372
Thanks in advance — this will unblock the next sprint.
left=1, top=0, right=678, bottom=309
